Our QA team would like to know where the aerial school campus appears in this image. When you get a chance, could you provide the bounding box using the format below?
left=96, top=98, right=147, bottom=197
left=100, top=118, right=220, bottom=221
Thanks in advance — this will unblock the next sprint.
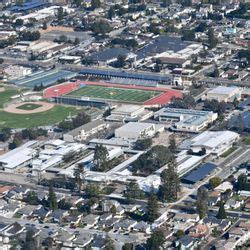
left=0, top=0, right=249, bottom=249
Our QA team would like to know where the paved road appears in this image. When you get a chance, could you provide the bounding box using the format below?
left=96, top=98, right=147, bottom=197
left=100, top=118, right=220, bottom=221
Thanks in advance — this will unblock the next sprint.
left=217, top=146, right=250, bottom=180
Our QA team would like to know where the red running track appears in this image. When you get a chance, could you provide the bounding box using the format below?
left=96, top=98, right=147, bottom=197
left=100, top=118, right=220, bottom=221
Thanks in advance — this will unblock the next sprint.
left=43, top=82, right=80, bottom=98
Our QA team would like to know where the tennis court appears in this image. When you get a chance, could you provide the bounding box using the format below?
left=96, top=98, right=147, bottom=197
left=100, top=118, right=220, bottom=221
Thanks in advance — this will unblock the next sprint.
left=66, top=85, right=163, bottom=103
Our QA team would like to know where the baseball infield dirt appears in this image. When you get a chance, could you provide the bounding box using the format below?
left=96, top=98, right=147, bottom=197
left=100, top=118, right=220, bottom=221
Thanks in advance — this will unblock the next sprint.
left=4, top=101, right=55, bottom=114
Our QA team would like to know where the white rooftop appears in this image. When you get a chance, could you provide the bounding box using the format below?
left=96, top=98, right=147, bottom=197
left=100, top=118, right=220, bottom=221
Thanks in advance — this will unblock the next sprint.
left=207, top=86, right=239, bottom=95
left=0, top=141, right=37, bottom=169
left=191, top=130, right=239, bottom=149
left=115, top=122, right=154, bottom=134
left=113, top=104, right=143, bottom=114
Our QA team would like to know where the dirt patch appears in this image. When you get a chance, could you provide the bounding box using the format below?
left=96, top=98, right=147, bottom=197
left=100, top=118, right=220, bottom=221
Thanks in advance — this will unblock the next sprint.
left=39, top=25, right=74, bottom=34
left=4, top=101, right=55, bottom=114
left=0, top=87, right=5, bottom=93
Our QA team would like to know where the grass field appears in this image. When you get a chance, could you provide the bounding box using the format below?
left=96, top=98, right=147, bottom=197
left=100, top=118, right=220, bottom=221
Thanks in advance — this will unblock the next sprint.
left=0, top=88, right=18, bottom=108
left=243, top=137, right=250, bottom=145
left=0, top=106, right=83, bottom=129
left=221, top=146, right=238, bottom=158
left=16, top=103, right=43, bottom=110
left=66, top=85, right=163, bottom=103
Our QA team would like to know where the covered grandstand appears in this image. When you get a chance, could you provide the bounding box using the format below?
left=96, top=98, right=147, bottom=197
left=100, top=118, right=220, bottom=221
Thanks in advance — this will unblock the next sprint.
left=79, top=68, right=172, bottom=85
left=10, top=69, right=77, bottom=88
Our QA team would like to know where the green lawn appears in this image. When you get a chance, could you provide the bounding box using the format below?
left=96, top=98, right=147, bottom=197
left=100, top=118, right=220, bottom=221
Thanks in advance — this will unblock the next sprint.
left=0, top=88, right=18, bottom=108
left=243, top=137, right=250, bottom=145
left=0, top=106, right=83, bottom=129
left=221, top=146, right=238, bottom=158
left=67, top=85, right=162, bottom=103
left=16, top=103, right=42, bottom=110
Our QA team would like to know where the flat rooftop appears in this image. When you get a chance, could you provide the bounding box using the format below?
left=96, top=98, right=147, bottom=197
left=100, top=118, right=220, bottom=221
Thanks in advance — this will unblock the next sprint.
left=11, top=69, right=77, bottom=88
left=207, top=86, right=239, bottom=95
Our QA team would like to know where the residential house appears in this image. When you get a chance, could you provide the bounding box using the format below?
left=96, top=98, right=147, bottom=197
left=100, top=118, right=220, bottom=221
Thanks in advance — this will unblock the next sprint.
left=54, top=229, right=76, bottom=248
left=16, top=205, right=39, bottom=218
left=73, top=233, right=93, bottom=249
left=224, top=198, right=244, bottom=210
left=173, top=213, right=200, bottom=223
left=50, top=209, right=68, bottom=223
left=0, top=186, right=13, bottom=199
left=91, top=235, right=107, bottom=250
left=189, top=224, right=209, bottom=239
left=0, top=203, right=21, bottom=217
left=133, top=221, right=151, bottom=234
left=113, top=219, right=137, bottom=232
left=0, top=222, right=25, bottom=244
left=176, top=235, right=197, bottom=250
left=32, top=207, right=51, bottom=220
left=82, top=214, right=100, bottom=228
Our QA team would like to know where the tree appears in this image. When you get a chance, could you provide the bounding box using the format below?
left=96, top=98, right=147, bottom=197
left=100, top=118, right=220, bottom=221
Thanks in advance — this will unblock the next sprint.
left=74, top=164, right=85, bottom=192
left=171, top=95, right=196, bottom=109
left=114, top=54, right=127, bottom=68
left=48, top=185, right=58, bottom=211
left=146, top=229, right=165, bottom=250
left=74, top=37, right=80, bottom=45
left=93, top=144, right=109, bottom=172
left=203, top=99, right=227, bottom=115
left=105, top=236, right=115, bottom=250
left=217, top=202, right=227, bottom=219
left=124, top=180, right=144, bottom=203
left=108, top=6, right=116, bottom=20
left=85, top=183, right=101, bottom=198
left=169, top=134, right=177, bottom=154
left=57, top=7, right=64, bottom=21
left=110, top=205, right=116, bottom=215
left=132, top=145, right=174, bottom=175
left=91, top=21, right=112, bottom=36
left=91, top=0, right=101, bottom=9
left=162, top=0, right=171, bottom=7
left=9, top=135, right=22, bottom=150
left=58, top=35, right=67, bottom=43
left=133, top=138, right=152, bottom=150
left=196, top=186, right=208, bottom=219
left=236, top=174, right=249, bottom=191
left=233, top=97, right=239, bottom=108
left=122, top=243, right=133, bottom=250
left=147, top=192, right=159, bottom=222
left=213, top=65, right=220, bottom=78
left=0, top=127, right=11, bottom=142
left=209, top=177, right=221, bottom=190
left=23, top=229, right=39, bottom=250
left=72, top=112, right=91, bottom=128
left=158, top=158, right=180, bottom=202
left=175, top=230, right=185, bottom=238
left=24, top=191, right=39, bottom=205
left=20, top=30, right=40, bottom=41
left=15, top=19, right=24, bottom=26
left=58, top=199, right=71, bottom=210
left=207, top=28, right=218, bottom=49
left=182, top=29, right=195, bottom=41
left=42, top=22, right=47, bottom=30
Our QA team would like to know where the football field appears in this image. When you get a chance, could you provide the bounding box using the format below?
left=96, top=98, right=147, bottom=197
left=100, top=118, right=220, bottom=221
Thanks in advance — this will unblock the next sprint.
left=66, top=85, right=163, bottom=103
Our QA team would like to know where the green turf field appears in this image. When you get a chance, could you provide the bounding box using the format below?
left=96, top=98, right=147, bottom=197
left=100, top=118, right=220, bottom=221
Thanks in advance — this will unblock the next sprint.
left=16, top=103, right=42, bottom=110
left=0, top=106, right=83, bottom=129
left=66, top=85, right=162, bottom=103
left=0, top=88, right=18, bottom=108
